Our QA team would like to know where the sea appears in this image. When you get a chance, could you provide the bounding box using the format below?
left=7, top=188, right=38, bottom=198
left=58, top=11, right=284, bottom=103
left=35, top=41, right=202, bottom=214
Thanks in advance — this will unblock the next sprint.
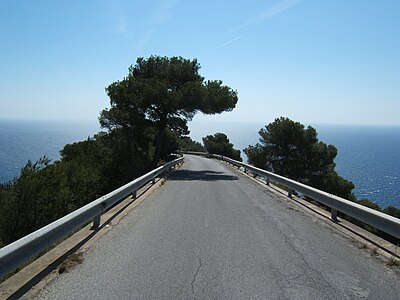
left=0, top=119, right=100, bottom=183
left=0, top=119, right=399, bottom=209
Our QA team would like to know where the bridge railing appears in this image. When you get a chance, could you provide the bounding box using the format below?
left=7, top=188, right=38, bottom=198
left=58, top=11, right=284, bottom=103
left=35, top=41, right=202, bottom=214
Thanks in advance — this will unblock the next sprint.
left=0, top=157, right=184, bottom=280
left=212, top=154, right=400, bottom=240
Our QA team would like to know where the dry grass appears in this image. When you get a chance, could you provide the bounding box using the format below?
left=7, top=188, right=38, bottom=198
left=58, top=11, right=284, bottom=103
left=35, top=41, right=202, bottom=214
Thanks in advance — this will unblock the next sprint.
left=58, top=252, right=84, bottom=274
left=358, top=243, right=367, bottom=250
left=371, top=247, right=379, bottom=256
left=387, top=256, right=399, bottom=267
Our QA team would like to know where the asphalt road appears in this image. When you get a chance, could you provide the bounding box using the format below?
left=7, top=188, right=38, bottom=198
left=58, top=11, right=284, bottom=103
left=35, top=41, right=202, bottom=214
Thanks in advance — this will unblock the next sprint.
left=35, top=155, right=399, bottom=299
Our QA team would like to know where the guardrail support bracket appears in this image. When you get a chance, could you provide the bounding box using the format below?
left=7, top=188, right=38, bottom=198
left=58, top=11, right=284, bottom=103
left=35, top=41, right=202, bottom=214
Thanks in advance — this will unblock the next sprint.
left=91, top=214, right=101, bottom=230
left=331, top=209, right=338, bottom=222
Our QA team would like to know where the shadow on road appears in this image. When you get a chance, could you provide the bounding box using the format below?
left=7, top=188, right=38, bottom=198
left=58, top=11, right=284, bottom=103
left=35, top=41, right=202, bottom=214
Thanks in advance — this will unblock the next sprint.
left=170, top=170, right=238, bottom=181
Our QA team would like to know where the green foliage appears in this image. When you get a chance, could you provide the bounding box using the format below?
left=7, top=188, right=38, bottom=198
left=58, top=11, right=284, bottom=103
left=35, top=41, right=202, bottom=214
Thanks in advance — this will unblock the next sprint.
left=0, top=157, right=63, bottom=244
left=383, top=206, right=400, bottom=219
left=356, top=199, right=382, bottom=211
left=179, top=137, right=205, bottom=152
left=100, top=55, right=238, bottom=165
left=0, top=130, right=156, bottom=246
left=243, top=116, right=400, bottom=242
left=243, top=145, right=268, bottom=171
left=0, top=55, right=239, bottom=246
left=202, top=133, right=242, bottom=161
left=157, top=129, right=181, bottom=164
left=3, top=52, right=399, bottom=249
left=244, top=117, right=354, bottom=199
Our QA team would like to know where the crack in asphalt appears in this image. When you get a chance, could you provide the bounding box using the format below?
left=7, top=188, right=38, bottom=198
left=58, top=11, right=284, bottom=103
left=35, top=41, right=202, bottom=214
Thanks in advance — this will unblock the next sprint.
left=271, top=218, right=340, bottom=297
left=191, top=257, right=202, bottom=297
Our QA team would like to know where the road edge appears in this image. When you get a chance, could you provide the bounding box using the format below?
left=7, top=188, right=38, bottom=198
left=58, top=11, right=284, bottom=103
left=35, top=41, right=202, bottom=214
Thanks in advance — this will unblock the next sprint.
left=0, top=163, right=184, bottom=300
left=216, top=158, right=400, bottom=266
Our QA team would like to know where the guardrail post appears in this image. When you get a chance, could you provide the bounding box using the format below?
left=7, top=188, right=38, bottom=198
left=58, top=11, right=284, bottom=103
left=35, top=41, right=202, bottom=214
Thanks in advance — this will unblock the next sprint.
left=152, top=177, right=156, bottom=184
left=266, top=178, right=270, bottom=186
left=91, top=214, right=101, bottom=230
left=288, top=189, right=293, bottom=198
left=132, top=190, right=137, bottom=200
left=331, top=209, right=338, bottom=222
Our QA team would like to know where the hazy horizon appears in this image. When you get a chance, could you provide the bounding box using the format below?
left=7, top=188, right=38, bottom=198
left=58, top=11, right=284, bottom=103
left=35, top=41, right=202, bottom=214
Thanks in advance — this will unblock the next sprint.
left=2, top=116, right=400, bottom=128
left=1, top=118, right=399, bottom=208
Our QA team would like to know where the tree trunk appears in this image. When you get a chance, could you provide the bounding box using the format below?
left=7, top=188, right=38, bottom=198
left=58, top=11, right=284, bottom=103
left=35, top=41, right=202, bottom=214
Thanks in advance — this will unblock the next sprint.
left=152, top=127, right=166, bottom=167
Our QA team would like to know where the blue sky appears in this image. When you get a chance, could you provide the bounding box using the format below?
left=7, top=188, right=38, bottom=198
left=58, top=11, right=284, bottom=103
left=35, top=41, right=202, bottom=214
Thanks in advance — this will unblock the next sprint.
left=1, top=0, right=399, bottom=125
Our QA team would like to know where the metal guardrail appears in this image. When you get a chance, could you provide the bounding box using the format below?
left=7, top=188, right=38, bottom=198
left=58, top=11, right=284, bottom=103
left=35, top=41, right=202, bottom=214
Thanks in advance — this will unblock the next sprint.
left=213, top=154, right=400, bottom=240
left=0, top=157, right=184, bottom=280
left=180, top=150, right=209, bottom=156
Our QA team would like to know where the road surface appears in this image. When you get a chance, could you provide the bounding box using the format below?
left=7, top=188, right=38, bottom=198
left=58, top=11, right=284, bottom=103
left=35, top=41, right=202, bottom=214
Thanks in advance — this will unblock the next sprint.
left=35, top=155, right=399, bottom=299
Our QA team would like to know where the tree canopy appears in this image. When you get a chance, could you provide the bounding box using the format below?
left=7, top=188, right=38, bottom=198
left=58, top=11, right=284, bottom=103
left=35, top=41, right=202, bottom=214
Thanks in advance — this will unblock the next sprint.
left=203, top=133, right=242, bottom=161
left=100, top=56, right=238, bottom=165
left=0, top=56, right=239, bottom=246
left=0, top=130, right=154, bottom=247
left=244, top=117, right=355, bottom=199
left=179, top=136, right=205, bottom=152
left=4, top=55, right=400, bottom=248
